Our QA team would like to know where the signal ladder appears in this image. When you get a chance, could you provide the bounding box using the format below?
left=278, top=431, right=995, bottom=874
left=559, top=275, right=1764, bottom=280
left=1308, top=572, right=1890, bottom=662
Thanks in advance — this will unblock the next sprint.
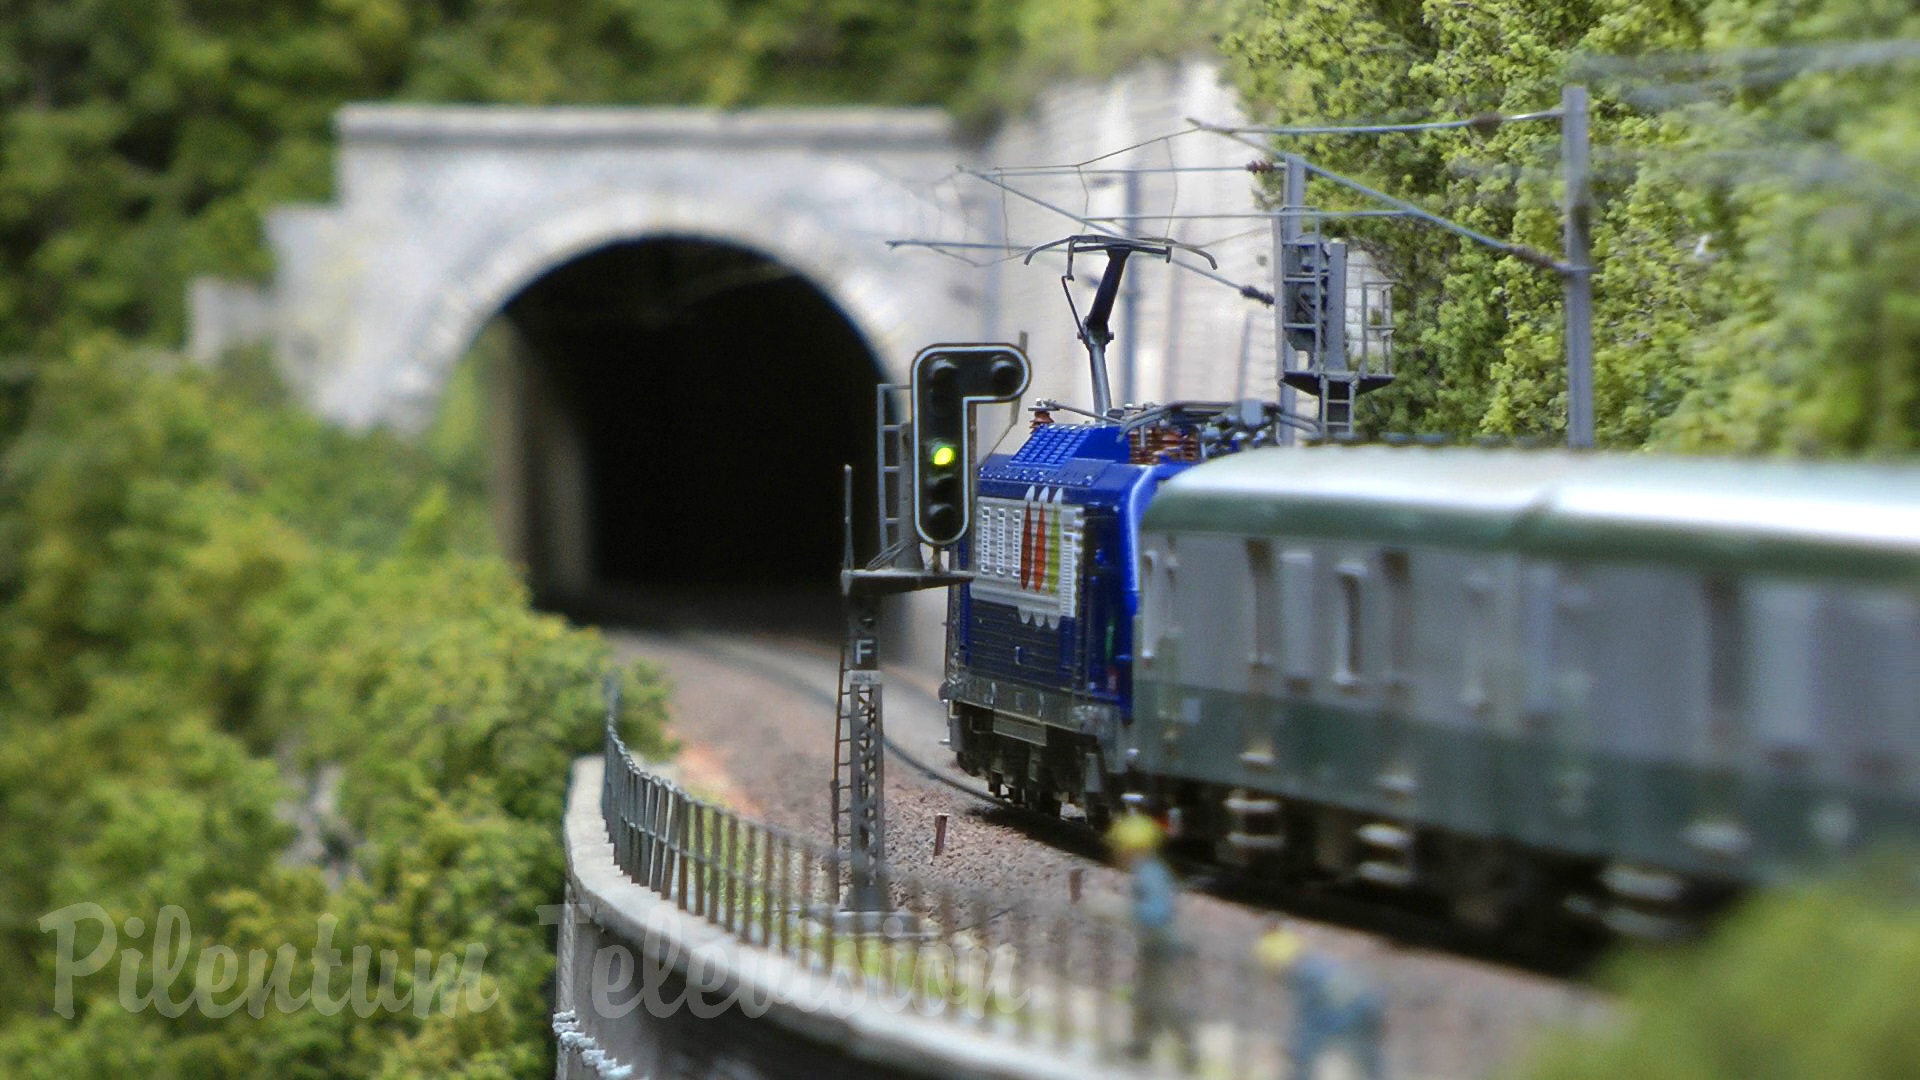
left=1270, top=154, right=1394, bottom=439
left=833, top=384, right=911, bottom=858
left=829, top=614, right=885, bottom=882
left=829, top=348, right=1009, bottom=909
left=829, top=385, right=963, bottom=911
left=870, top=385, right=919, bottom=568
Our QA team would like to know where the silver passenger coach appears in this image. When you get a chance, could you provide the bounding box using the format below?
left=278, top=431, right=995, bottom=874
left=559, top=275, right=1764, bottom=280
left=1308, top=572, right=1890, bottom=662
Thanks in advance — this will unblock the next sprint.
left=1132, top=447, right=1920, bottom=932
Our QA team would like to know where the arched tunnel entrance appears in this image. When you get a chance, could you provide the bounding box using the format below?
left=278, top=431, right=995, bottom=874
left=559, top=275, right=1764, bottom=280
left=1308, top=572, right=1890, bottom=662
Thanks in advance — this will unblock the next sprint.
left=483, top=237, right=882, bottom=633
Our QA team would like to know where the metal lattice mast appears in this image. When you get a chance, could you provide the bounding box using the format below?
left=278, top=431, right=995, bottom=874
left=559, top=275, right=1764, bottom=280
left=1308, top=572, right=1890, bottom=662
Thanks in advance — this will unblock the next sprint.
left=1273, top=154, right=1392, bottom=437
left=831, top=416, right=930, bottom=914
left=833, top=596, right=886, bottom=911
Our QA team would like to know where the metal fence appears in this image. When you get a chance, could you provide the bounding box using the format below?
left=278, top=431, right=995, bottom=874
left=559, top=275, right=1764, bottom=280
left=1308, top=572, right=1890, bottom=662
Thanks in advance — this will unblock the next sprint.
left=597, top=722, right=1606, bottom=1078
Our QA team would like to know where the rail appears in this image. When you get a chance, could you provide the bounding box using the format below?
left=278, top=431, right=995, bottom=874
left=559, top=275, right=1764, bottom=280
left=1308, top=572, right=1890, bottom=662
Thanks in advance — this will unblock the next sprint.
left=598, top=720, right=1605, bottom=1077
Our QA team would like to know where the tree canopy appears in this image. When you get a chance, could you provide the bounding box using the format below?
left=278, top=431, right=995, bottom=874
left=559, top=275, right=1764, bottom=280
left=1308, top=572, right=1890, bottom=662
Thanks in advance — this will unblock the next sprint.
left=1516, top=860, right=1920, bottom=1080
left=0, top=0, right=1214, bottom=382
left=1221, top=0, right=1920, bottom=452
left=0, top=345, right=668, bottom=1076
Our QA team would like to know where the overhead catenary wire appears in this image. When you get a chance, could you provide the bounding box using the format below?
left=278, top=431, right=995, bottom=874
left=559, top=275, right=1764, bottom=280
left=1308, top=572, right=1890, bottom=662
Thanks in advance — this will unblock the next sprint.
left=984, top=164, right=1260, bottom=176
left=885, top=239, right=1037, bottom=270
left=892, top=219, right=1296, bottom=272
left=984, top=125, right=1213, bottom=173
left=950, top=106, right=1580, bottom=278
left=1181, top=224, right=1275, bottom=251
left=1570, top=38, right=1920, bottom=98
left=987, top=104, right=1567, bottom=175
left=893, top=207, right=1400, bottom=258
left=887, top=240, right=1024, bottom=251
left=1201, top=124, right=1568, bottom=272
left=1196, top=108, right=1564, bottom=138
left=894, top=107, right=1583, bottom=305
left=1084, top=210, right=1411, bottom=221
left=957, top=165, right=1277, bottom=305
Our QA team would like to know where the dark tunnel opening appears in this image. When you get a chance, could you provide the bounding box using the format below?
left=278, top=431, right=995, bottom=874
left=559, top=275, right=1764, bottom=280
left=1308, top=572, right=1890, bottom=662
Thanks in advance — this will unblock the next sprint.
left=498, top=237, right=881, bottom=631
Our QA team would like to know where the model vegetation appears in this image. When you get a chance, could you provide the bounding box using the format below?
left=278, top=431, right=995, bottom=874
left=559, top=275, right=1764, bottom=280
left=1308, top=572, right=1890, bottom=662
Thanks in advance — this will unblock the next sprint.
left=0, top=0, right=1220, bottom=438
left=1223, top=0, right=1920, bottom=452
left=0, top=1, right=1914, bottom=1077
left=0, top=346, right=669, bottom=1075
left=1516, top=860, right=1920, bottom=1080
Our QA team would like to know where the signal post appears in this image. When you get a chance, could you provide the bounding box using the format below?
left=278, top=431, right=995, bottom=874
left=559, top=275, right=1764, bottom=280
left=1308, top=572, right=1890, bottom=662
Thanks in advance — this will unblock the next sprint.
left=831, top=344, right=1029, bottom=912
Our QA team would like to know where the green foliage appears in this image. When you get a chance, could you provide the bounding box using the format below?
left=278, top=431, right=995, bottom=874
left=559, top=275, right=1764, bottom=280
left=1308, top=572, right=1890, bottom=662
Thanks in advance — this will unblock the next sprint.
left=1517, top=861, right=1920, bottom=1080
left=1653, top=2, right=1920, bottom=453
left=953, top=0, right=1231, bottom=126
left=0, top=0, right=1148, bottom=395
left=1222, top=0, right=1920, bottom=452
left=0, top=0, right=1244, bottom=423
left=0, top=349, right=667, bottom=1075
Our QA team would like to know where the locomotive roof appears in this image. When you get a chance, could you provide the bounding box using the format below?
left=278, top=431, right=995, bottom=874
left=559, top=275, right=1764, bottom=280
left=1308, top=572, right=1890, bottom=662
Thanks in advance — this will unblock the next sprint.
left=1142, top=446, right=1920, bottom=580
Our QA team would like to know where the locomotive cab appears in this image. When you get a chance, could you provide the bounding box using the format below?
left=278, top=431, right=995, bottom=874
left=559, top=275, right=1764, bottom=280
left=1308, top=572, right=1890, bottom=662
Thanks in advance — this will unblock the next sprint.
left=940, top=400, right=1292, bottom=816
left=939, top=235, right=1298, bottom=826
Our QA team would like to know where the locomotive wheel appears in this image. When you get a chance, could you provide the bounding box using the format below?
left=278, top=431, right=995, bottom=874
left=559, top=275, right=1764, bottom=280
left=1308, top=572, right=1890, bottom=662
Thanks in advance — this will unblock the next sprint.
left=1033, top=794, right=1062, bottom=818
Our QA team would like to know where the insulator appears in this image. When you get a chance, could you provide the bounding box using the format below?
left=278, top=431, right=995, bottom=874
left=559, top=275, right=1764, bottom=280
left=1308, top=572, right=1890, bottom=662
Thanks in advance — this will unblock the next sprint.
left=1127, top=423, right=1202, bottom=464
left=1152, top=426, right=1198, bottom=462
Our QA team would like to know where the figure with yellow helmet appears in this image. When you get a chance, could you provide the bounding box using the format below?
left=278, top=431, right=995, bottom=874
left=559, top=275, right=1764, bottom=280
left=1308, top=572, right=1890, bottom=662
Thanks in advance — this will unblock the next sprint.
left=1108, top=813, right=1192, bottom=1068
left=1257, top=923, right=1387, bottom=1080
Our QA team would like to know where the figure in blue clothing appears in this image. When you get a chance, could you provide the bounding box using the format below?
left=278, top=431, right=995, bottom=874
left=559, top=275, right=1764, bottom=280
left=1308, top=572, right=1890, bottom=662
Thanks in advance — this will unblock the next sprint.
left=1110, top=814, right=1191, bottom=1068
left=1259, top=924, right=1388, bottom=1080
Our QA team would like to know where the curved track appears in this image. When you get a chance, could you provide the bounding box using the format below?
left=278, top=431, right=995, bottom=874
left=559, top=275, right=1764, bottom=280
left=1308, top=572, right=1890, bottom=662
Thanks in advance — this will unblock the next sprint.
left=602, top=615, right=1607, bottom=1075
left=661, top=623, right=1604, bottom=970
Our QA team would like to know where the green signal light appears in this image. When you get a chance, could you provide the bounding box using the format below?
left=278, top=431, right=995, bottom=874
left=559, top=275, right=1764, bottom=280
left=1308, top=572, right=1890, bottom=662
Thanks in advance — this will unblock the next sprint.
left=929, top=442, right=957, bottom=469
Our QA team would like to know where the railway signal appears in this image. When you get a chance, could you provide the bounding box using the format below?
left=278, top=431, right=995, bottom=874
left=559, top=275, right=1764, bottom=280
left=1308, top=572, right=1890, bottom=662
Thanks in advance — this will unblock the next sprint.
left=910, top=344, right=1030, bottom=546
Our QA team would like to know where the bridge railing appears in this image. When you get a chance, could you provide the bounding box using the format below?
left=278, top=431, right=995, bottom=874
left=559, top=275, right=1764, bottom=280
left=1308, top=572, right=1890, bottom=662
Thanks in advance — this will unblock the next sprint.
left=598, top=722, right=1599, bottom=1077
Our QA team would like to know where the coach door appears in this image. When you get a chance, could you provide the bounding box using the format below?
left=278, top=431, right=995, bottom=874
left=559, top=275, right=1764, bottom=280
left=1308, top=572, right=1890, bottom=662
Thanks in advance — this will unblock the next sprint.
left=1682, top=578, right=1752, bottom=867
left=1507, top=563, right=1598, bottom=854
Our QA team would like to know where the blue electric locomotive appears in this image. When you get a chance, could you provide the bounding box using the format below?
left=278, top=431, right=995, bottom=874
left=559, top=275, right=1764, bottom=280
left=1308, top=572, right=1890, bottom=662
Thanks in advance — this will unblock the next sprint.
left=943, top=237, right=1288, bottom=829
left=946, top=422, right=1181, bottom=823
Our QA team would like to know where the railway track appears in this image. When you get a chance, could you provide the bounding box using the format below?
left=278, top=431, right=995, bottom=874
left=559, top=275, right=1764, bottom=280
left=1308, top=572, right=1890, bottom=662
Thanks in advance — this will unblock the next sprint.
left=886, top=706, right=1608, bottom=978
left=603, top=618, right=1607, bottom=1073
left=608, top=622, right=1607, bottom=976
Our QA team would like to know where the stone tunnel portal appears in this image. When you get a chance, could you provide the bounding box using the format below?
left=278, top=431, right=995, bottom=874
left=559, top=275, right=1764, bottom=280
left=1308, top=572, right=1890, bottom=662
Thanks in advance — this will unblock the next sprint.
left=490, top=237, right=882, bottom=629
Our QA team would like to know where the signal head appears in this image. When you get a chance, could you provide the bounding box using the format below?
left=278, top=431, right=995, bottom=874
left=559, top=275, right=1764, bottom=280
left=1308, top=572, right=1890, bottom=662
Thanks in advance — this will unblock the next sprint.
left=909, top=344, right=1031, bottom=547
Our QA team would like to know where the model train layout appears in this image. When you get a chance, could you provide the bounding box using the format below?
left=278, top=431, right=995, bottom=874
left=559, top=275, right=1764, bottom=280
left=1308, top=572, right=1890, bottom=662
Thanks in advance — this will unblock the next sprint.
left=934, top=235, right=1920, bottom=937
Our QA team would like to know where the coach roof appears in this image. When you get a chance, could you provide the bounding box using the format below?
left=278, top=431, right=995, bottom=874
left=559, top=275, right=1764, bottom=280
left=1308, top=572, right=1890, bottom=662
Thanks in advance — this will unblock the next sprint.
left=1141, top=446, right=1920, bottom=580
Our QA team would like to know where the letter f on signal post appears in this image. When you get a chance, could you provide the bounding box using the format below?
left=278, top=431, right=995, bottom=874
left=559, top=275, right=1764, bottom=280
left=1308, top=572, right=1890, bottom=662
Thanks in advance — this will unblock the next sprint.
left=910, top=344, right=1030, bottom=547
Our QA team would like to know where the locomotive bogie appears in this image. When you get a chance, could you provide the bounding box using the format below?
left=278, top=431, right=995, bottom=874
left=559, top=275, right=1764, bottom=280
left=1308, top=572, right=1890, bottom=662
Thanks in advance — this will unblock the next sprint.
left=948, top=701, right=1118, bottom=823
